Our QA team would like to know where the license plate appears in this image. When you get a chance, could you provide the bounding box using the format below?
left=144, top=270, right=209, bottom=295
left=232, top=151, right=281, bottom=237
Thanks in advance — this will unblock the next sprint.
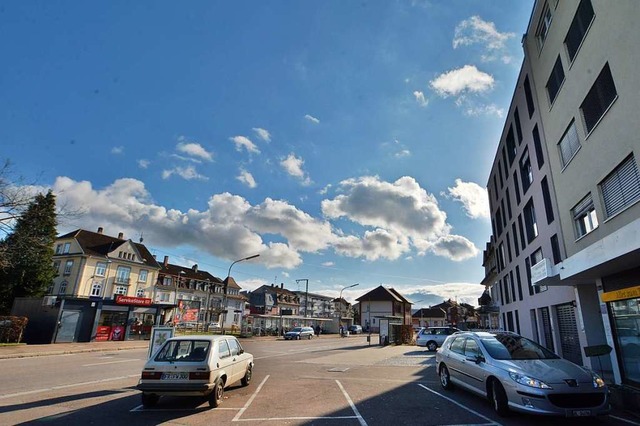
left=161, top=372, right=188, bottom=380
left=570, top=410, right=592, bottom=417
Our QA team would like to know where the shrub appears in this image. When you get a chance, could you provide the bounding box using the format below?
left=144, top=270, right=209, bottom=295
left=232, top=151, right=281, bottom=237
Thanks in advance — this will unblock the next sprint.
left=0, top=316, right=28, bottom=343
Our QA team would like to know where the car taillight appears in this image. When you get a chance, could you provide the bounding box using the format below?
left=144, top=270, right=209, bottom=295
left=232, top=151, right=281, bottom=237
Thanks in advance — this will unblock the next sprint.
left=189, top=371, right=211, bottom=380
left=141, top=371, right=162, bottom=380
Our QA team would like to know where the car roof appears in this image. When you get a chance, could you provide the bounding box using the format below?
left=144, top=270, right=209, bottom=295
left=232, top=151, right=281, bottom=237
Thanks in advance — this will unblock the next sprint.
left=166, top=335, right=235, bottom=342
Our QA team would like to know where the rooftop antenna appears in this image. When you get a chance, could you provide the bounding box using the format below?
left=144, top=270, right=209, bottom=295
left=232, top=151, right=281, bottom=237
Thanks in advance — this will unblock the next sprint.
left=139, top=231, right=144, bottom=243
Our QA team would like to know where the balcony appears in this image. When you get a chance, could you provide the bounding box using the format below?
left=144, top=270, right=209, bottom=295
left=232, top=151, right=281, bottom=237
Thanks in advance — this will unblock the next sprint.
left=114, top=277, right=130, bottom=285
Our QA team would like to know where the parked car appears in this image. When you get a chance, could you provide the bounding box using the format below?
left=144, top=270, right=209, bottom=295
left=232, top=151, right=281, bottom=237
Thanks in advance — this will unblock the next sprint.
left=416, top=326, right=459, bottom=351
left=284, top=326, right=315, bottom=340
left=137, top=335, right=253, bottom=408
left=207, top=322, right=221, bottom=331
left=348, top=325, right=363, bottom=334
left=436, top=331, right=609, bottom=417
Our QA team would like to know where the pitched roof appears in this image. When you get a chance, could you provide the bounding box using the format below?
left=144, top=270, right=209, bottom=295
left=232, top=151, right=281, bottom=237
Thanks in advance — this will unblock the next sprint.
left=412, top=307, right=446, bottom=318
left=356, top=285, right=411, bottom=303
left=58, top=229, right=161, bottom=269
left=160, top=262, right=223, bottom=283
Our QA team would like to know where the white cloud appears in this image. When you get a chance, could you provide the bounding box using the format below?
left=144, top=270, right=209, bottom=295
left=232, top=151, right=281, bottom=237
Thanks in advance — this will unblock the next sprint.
left=252, top=127, right=271, bottom=142
left=230, top=136, right=260, bottom=154
left=322, top=261, right=334, bottom=267
left=161, top=165, right=208, bottom=181
left=137, top=159, right=150, bottom=169
left=176, top=141, right=213, bottom=162
left=280, top=153, right=312, bottom=185
left=453, top=16, right=516, bottom=64
left=111, top=146, right=124, bottom=155
left=394, top=150, right=411, bottom=158
left=430, top=235, right=480, bottom=261
left=413, top=91, right=428, bottom=107
left=304, top=114, right=320, bottom=124
left=463, top=102, right=505, bottom=118
left=444, top=179, right=490, bottom=219
left=430, top=65, right=494, bottom=98
left=403, top=282, right=485, bottom=307
left=281, top=271, right=290, bottom=278
left=237, top=169, right=257, bottom=188
left=319, top=184, right=332, bottom=195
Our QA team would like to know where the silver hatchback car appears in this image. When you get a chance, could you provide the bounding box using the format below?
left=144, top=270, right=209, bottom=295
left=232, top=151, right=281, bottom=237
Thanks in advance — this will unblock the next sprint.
left=435, top=331, right=609, bottom=417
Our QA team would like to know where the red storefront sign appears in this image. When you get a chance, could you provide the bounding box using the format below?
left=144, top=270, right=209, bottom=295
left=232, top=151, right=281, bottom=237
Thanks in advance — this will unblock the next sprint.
left=96, top=326, right=111, bottom=341
left=115, top=295, right=152, bottom=306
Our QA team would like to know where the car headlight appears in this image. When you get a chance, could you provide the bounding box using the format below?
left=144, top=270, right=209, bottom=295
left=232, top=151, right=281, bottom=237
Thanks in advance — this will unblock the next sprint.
left=509, top=372, right=552, bottom=389
left=591, top=372, right=606, bottom=388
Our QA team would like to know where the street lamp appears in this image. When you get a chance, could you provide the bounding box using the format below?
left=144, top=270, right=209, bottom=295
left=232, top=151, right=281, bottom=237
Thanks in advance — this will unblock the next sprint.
left=222, top=254, right=260, bottom=332
left=339, top=283, right=359, bottom=333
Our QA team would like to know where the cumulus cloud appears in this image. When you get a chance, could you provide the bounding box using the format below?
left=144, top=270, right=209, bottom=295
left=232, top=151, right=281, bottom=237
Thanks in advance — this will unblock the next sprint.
left=463, top=102, right=505, bottom=118
left=230, top=136, right=260, bottom=154
left=404, top=282, right=485, bottom=307
left=176, top=141, right=214, bottom=162
left=394, top=150, right=411, bottom=158
left=111, top=146, right=124, bottom=155
left=453, top=16, right=516, bottom=64
left=280, top=153, right=312, bottom=185
left=444, top=179, right=490, bottom=219
left=430, top=65, right=494, bottom=98
left=322, top=261, right=335, bottom=267
left=161, top=165, right=208, bottom=181
left=237, top=169, right=257, bottom=188
left=252, top=127, right=271, bottom=142
left=413, top=90, right=428, bottom=107
left=137, top=159, right=150, bottom=169
left=304, top=114, right=320, bottom=124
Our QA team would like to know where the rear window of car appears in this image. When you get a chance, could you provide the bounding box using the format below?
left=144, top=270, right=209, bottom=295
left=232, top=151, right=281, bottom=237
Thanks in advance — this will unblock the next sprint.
left=155, top=340, right=210, bottom=362
left=480, top=334, right=560, bottom=360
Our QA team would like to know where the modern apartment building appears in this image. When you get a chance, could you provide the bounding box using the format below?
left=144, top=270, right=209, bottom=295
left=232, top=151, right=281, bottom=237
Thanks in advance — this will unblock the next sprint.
left=522, top=0, right=640, bottom=388
left=485, top=0, right=640, bottom=389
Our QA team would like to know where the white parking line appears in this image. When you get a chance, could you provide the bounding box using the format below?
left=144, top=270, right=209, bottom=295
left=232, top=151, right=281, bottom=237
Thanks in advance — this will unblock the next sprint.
left=337, top=380, right=368, bottom=426
left=418, top=384, right=501, bottom=426
left=232, top=374, right=270, bottom=421
left=0, top=375, right=140, bottom=400
left=83, top=359, right=140, bottom=367
left=609, top=415, right=640, bottom=426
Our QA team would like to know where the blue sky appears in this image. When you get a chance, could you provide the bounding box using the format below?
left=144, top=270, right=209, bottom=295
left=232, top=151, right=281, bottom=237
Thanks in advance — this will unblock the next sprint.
left=1, top=0, right=534, bottom=307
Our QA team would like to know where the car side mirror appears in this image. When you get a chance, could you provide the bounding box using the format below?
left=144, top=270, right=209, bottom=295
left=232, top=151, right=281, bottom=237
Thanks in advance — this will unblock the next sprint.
left=238, top=349, right=244, bottom=355
left=466, top=354, right=484, bottom=364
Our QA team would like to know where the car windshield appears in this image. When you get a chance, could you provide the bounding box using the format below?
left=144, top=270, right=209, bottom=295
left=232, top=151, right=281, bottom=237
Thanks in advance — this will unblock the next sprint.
left=290, top=327, right=303, bottom=332
left=155, top=340, right=210, bottom=362
left=480, top=333, right=559, bottom=360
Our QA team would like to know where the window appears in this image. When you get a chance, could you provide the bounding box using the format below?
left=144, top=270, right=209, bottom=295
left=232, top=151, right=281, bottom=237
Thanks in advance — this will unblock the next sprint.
left=541, top=176, right=555, bottom=224
left=55, top=244, right=62, bottom=254
left=63, top=260, right=73, bottom=275
left=572, top=194, right=598, bottom=238
left=565, top=0, right=595, bottom=63
left=512, top=223, right=520, bottom=257
left=536, top=2, right=554, bottom=48
left=498, top=242, right=506, bottom=272
left=163, top=276, right=173, bottom=286
left=115, top=266, right=131, bottom=284
left=506, top=190, right=512, bottom=220
left=513, top=171, right=521, bottom=205
left=524, top=76, right=535, bottom=118
left=546, top=55, right=565, bottom=105
left=95, top=262, right=107, bottom=277
left=515, top=266, right=523, bottom=301
left=506, top=232, right=512, bottom=263
left=524, top=199, right=538, bottom=243
left=558, top=121, right=581, bottom=167
left=551, top=234, right=562, bottom=264
left=518, top=214, right=527, bottom=250
left=63, top=242, right=71, bottom=254
left=496, top=208, right=503, bottom=236
left=532, top=125, right=545, bottom=169
left=498, top=159, right=504, bottom=189
left=59, top=281, right=67, bottom=295
left=139, top=269, right=148, bottom=282
left=531, top=249, right=546, bottom=293
left=514, top=108, right=523, bottom=143
left=91, top=282, right=102, bottom=297
left=115, top=285, right=128, bottom=295
left=581, top=63, right=617, bottom=134
left=520, top=149, right=533, bottom=193
left=136, top=288, right=145, bottom=297
left=600, top=155, right=640, bottom=218
left=53, top=261, right=60, bottom=276
left=506, top=127, right=517, bottom=164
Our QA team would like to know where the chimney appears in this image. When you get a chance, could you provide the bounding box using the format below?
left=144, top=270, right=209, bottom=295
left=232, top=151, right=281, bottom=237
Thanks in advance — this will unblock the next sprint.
left=280, top=283, right=284, bottom=289
left=117, top=232, right=124, bottom=239
left=163, top=255, right=169, bottom=267
left=192, top=264, right=198, bottom=273
left=97, top=227, right=103, bottom=234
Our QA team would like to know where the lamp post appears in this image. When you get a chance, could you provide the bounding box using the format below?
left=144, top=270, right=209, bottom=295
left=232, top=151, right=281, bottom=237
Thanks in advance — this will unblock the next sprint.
left=222, top=254, right=260, bottom=332
left=339, top=283, right=359, bottom=334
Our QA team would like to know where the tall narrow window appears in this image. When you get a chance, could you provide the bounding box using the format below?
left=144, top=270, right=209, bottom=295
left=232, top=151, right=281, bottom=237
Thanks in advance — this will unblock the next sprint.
left=115, top=266, right=131, bottom=284
left=565, top=0, right=595, bottom=62
left=524, top=199, right=539, bottom=243
left=572, top=194, right=598, bottom=238
left=514, top=108, right=523, bottom=143
left=506, top=127, right=517, bottom=164
left=600, top=155, right=640, bottom=218
left=513, top=171, right=521, bottom=205
left=59, top=281, right=68, bottom=295
left=506, top=232, right=513, bottom=263
left=546, top=55, right=565, bottom=105
left=558, top=121, right=581, bottom=168
left=532, top=125, right=545, bottom=169
left=551, top=234, right=562, bottom=264
left=541, top=176, right=555, bottom=224
left=524, top=76, right=535, bottom=118
left=95, top=262, right=107, bottom=277
left=536, top=2, right=554, bottom=48
left=63, top=242, right=71, bottom=254
left=506, top=190, right=513, bottom=220
left=512, top=223, right=520, bottom=257
left=520, top=149, right=533, bottom=193
left=515, top=266, right=523, bottom=301
left=581, top=63, right=617, bottom=134
left=64, top=260, right=73, bottom=275
left=91, top=282, right=102, bottom=297
left=518, top=214, right=527, bottom=251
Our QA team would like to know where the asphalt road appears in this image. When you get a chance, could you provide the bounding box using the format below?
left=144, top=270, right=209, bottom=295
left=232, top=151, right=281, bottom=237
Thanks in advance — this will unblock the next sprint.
left=1, top=336, right=639, bottom=426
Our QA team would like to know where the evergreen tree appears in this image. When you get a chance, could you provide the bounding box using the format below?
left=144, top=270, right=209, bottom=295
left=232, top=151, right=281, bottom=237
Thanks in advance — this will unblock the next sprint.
left=0, top=191, right=57, bottom=314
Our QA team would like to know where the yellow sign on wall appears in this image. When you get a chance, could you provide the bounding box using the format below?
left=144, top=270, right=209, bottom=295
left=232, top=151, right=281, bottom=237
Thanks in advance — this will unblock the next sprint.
left=601, top=285, right=640, bottom=302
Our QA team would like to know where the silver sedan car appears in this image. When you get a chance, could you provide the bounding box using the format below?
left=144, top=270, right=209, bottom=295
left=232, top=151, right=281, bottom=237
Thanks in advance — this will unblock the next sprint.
left=435, top=331, right=609, bottom=417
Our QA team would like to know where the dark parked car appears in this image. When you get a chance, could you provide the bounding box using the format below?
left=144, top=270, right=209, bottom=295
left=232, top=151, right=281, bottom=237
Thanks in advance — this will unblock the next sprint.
left=436, top=331, right=609, bottom=417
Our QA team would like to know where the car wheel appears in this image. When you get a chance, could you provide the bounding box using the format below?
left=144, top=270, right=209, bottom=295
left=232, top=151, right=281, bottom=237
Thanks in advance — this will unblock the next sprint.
left=427, top=341, right=438, bottom=352
left=491, top=380, right=509, bottom=417
left=141, top=393, right=159, bottom=408
left=308, top=334, right=312, bottom=340
left=208, top=378, right=224, bottom=408
left=241, top=365, right=252, bottom=386
left=296, top=335, right=301, bottom=340
left=439, top=365, right=452, bottom=390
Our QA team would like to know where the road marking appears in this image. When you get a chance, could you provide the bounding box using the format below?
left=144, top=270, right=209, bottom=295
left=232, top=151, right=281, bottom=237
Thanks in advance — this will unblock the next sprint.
left=418, top=384, right=501, bottom=426
left=609, top=415, right=640, bottom=426
left=82, top=359, right=140, bottom=367
left=130, top=405, right=238, bottom=412
left=234, top=415, right=360, bottom=421
left=0, top=375, right=140, bottom=400
left=337, top=380, right=368, bottom=426
left=232, top=374, right=270, bottom=421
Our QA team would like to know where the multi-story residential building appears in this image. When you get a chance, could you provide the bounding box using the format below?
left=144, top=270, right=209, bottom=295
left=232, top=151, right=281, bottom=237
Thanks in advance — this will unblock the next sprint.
left=247, top=283, right=305, bottom=334
left=520, top=0, right=640, bottom=389
left=294, top=291, right=335, bottom=318
left=355, top=285, right=412, bottom=333
left=221, top=276, right=245, bottom=331
left=155, top=256, right=224, bottom=325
